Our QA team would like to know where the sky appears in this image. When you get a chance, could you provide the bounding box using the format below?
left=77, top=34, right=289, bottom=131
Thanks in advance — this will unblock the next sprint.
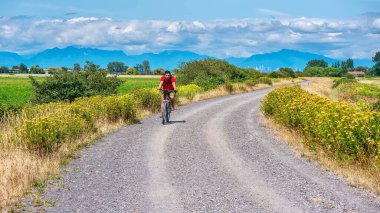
left=0, top=0, right=380, bottom=59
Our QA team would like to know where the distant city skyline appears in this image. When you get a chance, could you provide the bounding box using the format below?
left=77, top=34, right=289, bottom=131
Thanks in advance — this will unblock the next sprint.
left=0, top=0, right=380, bottom=59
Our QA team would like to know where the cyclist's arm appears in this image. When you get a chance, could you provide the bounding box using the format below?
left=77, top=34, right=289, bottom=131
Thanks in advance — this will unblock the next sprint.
left=172, top=82, right=177, bottom=91
left=157, top=81, right=163, bottom=90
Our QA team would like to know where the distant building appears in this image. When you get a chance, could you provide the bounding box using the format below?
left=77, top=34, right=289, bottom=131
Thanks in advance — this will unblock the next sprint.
left=9, top=68, right=20, bottom=74
left=347, top=71, right=366, bottom=77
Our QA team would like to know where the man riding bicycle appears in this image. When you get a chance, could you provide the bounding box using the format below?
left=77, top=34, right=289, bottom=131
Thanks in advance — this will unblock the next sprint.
left=157, top=70, right=177, bottom=117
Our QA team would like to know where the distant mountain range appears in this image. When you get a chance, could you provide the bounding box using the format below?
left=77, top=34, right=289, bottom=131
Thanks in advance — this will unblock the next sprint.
left=0, top=46, right=374, bottom=71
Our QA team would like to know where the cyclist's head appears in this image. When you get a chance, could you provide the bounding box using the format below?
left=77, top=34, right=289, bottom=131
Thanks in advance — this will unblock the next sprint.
left=164, top=70, right=171, bottom=78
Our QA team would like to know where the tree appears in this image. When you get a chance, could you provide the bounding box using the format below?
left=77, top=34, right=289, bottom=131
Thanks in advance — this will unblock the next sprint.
left=355, top=66, right=368, bottom=72
left=107, top=61, right=127, bottom=74
left=0, top=66, right=9, bottom=73
left=306, top=59, right=328, bottom=68
left=279, top=67, right=296, bottom=78
left=142, top=60, right=151, bottom=75
left=29, top=65, right=45, bottom=74
left=84, top=61, right=100, bottom=72
left=61, top=67, right=69, bottom=72
left=73, top=63, right=81, bottom=72
left=372, top=51, right=380, bottom=76
left=373, top=51, right=380, bottom=63
left=19, top=63, right=28, bottom=73
left=126, top=67, right=139, bottom=75
left=304, top=66, right=343, bottom=77
left=153, top=68, right=165, bottom=75
left=341, top=58, right=354, bottom=72
left=134, top=64, right=144, bottom=74
left=47, top=67, right=62, bottom=74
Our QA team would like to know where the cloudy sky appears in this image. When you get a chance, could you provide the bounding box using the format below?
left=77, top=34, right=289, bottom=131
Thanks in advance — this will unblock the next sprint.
left=1, top=0, right=380, bottom=59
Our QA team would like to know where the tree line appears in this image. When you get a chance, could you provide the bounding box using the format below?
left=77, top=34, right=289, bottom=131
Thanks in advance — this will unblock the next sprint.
left=302, top=51, right=380, bottom=77
left=0, top=60, right=167, bottom=75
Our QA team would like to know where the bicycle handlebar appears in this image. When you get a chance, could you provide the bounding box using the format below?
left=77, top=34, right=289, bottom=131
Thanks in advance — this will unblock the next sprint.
left=158, top=89, right=177, bottom=93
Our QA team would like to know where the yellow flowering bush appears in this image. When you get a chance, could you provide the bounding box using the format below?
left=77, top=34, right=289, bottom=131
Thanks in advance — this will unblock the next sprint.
left=261, top=86, right=380, bottom=165
left=18, top=94, right=139, bottom=155
left=177, top=84, right=204, bottom=100
left=130, top=88, right=161, bottom=112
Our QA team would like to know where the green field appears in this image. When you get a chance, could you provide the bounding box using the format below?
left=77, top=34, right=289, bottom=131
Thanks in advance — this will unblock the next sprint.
left=117, top=76, right=159, bottom=94
left=0, top=75, right=160, bottom=115
left=0, top=76, right=37, bottom=111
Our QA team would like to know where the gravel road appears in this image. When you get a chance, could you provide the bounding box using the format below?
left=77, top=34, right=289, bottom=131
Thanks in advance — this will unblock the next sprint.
left=29, top=87, right=380, bottom=212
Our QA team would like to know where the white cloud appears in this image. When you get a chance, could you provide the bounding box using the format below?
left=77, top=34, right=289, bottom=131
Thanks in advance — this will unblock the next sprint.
left=373, top=18, right=380, bottom=28
left=0, top=16, right=379, bottom=59
left=67, top=17, right=99, bottom=24
left=327, top=32, right=342, bottom=37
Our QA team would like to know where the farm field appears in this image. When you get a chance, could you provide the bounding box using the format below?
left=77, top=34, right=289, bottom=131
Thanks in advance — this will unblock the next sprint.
left=117, top=76, right=159, bottom=94
left=0, top=75, right=159, bottom=114
left=0, top=76, right=45, bottom=111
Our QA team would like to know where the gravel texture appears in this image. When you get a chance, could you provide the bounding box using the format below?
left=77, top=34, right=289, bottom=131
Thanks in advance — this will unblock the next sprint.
left=26, top=87, right=380, bottom=212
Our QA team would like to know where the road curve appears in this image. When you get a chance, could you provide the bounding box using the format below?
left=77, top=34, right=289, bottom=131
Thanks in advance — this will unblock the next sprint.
left=29, top=87, right=380, bottom=212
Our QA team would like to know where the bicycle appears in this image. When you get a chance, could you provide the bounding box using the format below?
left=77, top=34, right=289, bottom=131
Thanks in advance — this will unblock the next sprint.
left=159, top=89, right=176, bottom=125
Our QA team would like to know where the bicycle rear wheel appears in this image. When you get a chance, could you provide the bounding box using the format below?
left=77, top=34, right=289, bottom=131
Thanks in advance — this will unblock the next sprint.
left=162, top=100, right=170, bottom=125
left=165, top=102, right=171, bottom=123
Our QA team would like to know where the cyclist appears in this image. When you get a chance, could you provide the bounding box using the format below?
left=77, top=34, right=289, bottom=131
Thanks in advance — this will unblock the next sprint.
left=157, top=70, right=177, bottom=117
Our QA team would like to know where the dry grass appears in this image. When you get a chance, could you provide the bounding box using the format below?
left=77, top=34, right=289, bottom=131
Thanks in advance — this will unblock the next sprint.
left=0, top=78, right=304, bottom=209
left=0, top=118, right=129, bottom=208
left=260, top=114, right=380, bottom=195
left=359, top=78, right=380, bottom=86
left=301, top=77, right=338, bottom=100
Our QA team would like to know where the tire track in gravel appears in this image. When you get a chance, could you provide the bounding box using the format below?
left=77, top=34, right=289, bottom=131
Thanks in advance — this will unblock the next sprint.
left=205, top=94, right=302, bottom=213
left=146, top=93, right=250, bottom=212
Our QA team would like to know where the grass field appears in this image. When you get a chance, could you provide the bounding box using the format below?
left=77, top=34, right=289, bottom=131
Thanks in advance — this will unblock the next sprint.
left=0, top=77, right=39, bottom=111
left=359, top=77, right=380, bottom=86
left=117, top=76, right=160, bottom=94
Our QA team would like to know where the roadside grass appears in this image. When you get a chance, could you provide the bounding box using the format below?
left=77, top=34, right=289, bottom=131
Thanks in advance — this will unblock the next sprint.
left=303, top=77, right=380, bottom=109
left=260, top=114, right=380, bottom=194
left=0, top=77, right=302, bottom=209
left=262, top=83, right=380, bottom=194
left=336, top=80, right=380, bottom=105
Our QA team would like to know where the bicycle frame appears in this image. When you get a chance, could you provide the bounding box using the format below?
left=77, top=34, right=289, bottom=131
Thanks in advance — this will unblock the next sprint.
left=160, top=90, right=176, bottom=125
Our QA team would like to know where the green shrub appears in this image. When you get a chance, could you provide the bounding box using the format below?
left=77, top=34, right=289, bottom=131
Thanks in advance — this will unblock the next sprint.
left=345, top=73, right=356, bottom=79
left=176, top=59, right=262, bottom=90
left=245, top=79, right=257, bottom=87
left=193, top=76, right=226, bottom=90
left=30, top=70, right=122, bottom=104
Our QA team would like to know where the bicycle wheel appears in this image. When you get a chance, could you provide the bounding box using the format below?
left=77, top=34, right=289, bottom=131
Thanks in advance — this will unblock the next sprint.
left=165, top=102, right=171, bottom=123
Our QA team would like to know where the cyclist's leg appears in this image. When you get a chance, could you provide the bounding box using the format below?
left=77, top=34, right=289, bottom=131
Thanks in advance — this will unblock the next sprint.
left=170, top=92, right=175, bottom=110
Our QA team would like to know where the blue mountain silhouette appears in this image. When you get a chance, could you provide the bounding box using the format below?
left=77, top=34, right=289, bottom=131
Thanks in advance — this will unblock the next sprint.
left=0, top=46, right=373, bottom=71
